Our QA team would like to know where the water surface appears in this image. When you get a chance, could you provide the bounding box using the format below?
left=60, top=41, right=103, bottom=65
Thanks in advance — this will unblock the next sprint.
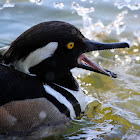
left=0, top=0, right=140, bottom=139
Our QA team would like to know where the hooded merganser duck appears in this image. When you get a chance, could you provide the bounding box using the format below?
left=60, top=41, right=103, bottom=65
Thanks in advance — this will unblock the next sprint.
left=0, top=21, right=129, bottom=137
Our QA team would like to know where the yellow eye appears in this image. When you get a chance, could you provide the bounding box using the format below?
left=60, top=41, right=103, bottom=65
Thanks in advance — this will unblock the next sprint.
left=67, top=42, right=74, bottom=49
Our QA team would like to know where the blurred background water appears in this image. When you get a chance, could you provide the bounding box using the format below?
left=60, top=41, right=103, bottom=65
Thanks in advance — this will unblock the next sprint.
left=0, top=0, right=140, bottom=140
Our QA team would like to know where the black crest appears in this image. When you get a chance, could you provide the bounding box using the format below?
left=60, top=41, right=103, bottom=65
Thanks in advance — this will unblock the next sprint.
left=3, top=21, right=85, bottom=64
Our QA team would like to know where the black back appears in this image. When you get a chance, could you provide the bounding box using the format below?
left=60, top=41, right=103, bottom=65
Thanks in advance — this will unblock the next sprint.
left=0, top=64, right=46, bottom=106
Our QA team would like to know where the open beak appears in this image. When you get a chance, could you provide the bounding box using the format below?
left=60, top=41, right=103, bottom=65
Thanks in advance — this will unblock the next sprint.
left=77, top=40, right=129, bottom=78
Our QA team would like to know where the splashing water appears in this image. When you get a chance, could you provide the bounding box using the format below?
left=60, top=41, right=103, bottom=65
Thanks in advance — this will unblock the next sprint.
left=53, top=2, right=64, bottom=9
left=72, top=2, right=94, bottom=27
left=115, top=0, right=140, bottom=11
left=72, top=2, right=95, bottom=41
left=29, top=0, right=43, bottom=5
left=0, top=0, right=14, bottom=10
left=71, top=1, right=129, bottom=42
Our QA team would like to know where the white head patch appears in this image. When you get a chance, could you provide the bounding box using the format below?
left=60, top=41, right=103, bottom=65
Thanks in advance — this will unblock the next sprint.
left=13, top=42, right=58, bottom=73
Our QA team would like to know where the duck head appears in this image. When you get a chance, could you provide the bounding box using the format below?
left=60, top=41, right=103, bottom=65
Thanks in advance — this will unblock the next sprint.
left=2, top=21, right=129, bottom=82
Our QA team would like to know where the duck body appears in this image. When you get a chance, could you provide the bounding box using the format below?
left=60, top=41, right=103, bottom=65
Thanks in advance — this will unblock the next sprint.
left=0, top=21, right=129, bottom=136
left=0, top=64, right=86, bottom=136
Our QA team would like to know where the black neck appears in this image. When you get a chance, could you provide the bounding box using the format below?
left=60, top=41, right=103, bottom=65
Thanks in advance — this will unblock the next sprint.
left=51, top=72, right=79, bottom=91
left=29, top=61, right=79, bottom=91
left=42, top=71, right=79, bottom=91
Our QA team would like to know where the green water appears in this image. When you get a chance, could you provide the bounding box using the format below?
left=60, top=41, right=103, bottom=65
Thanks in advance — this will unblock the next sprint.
left=0, top=0, right=140, bottom=139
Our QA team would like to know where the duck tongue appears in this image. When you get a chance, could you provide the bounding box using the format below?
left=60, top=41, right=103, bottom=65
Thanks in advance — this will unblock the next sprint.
left=77, top=54, right=117, bottom=78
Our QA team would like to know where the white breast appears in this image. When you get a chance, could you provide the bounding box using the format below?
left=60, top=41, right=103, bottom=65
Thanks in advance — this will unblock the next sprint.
left=55, top=84, right=87, bottom=112
left=43, top=84, right=76, bottom=119
left=43, top=83, right=94, bottom=119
